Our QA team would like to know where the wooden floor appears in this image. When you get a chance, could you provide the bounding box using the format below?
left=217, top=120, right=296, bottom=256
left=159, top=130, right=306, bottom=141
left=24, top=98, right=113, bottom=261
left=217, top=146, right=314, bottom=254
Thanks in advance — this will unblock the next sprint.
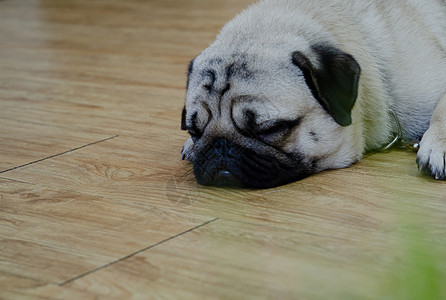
left=1, top=1, right=445, bottom=299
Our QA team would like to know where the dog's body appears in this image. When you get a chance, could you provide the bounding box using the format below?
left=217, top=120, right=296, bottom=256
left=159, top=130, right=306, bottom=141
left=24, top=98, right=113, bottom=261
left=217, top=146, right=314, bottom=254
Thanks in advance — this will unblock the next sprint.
left=181, top=0, right=446, bottom=188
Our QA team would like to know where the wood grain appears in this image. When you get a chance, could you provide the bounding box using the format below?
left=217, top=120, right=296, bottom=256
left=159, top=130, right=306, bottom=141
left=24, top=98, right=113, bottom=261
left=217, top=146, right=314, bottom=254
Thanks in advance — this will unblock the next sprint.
left=60, top=219, right=401, bottom=299
left=0, top=178, right=214, bottom=285
left=0, top=117, right=114, bottom=172
left=0, top=273, right=100, bottom=300
left=5, top=137, right=446, bottom=241
left=1, top=0, right=445, bottom=299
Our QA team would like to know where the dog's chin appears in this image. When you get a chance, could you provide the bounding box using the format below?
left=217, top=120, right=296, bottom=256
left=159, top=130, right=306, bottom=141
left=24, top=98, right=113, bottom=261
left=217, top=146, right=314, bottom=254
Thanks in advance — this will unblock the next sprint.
left=192, top=140, right=315, bottom=189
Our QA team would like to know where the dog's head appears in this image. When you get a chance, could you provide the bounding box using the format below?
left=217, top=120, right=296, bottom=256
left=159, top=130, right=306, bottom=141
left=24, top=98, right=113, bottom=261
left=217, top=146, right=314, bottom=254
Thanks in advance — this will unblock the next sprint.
left=181, top=44, right=361, bottom=188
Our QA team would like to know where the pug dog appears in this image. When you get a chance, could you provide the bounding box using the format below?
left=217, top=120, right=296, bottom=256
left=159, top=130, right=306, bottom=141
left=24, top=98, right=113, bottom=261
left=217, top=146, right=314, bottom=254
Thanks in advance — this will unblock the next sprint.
left=180, top=0, right=446, bottom=188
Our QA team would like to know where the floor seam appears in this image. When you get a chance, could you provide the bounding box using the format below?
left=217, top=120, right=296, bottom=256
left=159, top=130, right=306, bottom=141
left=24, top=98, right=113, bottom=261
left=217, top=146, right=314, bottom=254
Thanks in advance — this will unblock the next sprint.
left=0, top=135, right=119, bottom=174
left=58, top=217, right=219, bottom=286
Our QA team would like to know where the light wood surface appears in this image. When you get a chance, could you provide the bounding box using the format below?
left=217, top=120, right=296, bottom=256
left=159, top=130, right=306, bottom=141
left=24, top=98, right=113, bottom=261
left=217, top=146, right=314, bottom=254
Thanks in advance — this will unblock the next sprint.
left=1, top=0, right=445, bottom=299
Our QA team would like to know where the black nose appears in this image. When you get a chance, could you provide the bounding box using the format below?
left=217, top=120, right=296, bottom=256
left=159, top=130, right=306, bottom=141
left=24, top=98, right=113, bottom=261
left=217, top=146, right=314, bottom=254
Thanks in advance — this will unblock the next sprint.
left=213, top=137, right=232, bottom=156
left=194, top=138, right=245, bottom=187
left=211, top=169, right=243, bottom=187
left=211, top=138, right=242, bottom=186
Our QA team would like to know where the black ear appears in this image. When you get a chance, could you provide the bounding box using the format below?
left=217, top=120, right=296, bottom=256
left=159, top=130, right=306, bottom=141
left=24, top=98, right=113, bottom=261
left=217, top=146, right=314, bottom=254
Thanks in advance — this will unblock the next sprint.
left=292, top=45, right=360, bottom=126
left=181, top=106, right=187, bottom=130
left=182, top=59, right=195, bottom=131
left=186, top=58, right=195, bottom=88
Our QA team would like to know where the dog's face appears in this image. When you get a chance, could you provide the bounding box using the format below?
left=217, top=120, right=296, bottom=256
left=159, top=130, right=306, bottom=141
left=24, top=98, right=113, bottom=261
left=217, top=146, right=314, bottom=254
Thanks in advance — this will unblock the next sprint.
left=181, top=45, right=361, bottom=188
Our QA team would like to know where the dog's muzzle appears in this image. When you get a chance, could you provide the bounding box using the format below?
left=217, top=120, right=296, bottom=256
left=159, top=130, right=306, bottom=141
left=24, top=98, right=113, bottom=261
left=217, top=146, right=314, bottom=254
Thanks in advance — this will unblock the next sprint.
left=193, top=137, right=315, bottom=188
left=198, top=138, right=243, bottom=187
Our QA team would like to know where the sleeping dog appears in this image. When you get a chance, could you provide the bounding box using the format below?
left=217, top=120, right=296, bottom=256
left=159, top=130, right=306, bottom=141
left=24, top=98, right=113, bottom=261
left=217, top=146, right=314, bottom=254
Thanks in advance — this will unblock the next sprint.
left=181, top=0, right=446, bottom=188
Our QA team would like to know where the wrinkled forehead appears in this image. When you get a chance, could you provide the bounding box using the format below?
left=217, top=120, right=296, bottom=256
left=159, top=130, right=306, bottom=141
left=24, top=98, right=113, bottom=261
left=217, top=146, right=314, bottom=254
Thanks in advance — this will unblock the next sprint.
left=188, top=52, right=290, bottom=98
left=186, top=52, right=312, bottom=122
left=188, top=52, right=259, bottom=87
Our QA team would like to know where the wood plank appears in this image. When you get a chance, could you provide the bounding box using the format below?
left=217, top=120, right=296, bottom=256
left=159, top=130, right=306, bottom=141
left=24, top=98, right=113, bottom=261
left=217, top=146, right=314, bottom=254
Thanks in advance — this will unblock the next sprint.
left=0, top=178, right=215, bottom=284
left=5, top=135, right=446, bottom=242
left=0, top=88, right=182, bottom=139
left=0, top=273, right=101, bottom=300
left=61, top=219, right=446, bottom=299
left=0, top=0, right=255, bottom=101
left=0, top=118, right=115, bottom=172
left=1, top=0, right=446, bottom=299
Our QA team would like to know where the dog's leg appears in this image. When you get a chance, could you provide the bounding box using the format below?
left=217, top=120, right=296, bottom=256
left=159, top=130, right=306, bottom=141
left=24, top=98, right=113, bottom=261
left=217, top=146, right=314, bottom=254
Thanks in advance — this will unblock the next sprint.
left=417, top=93, right=446, bottom=180
left=181, top=137, right=195, bottom=161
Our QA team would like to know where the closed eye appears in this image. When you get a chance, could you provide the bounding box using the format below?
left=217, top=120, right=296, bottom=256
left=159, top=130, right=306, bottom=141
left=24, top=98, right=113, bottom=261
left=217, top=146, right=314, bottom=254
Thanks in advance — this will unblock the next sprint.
left=187, top=111, right=202, bottom=142
left=187, top=128, right=201, bottom=142
left=256, top=118, right=302, bottom=141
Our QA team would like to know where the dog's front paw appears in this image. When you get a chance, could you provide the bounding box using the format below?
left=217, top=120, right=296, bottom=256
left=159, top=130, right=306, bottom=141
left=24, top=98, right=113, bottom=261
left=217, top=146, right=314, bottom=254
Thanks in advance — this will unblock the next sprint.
left=181, top=137, right=195, bottom=161
left=417, top=127, right=446, bottom=180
